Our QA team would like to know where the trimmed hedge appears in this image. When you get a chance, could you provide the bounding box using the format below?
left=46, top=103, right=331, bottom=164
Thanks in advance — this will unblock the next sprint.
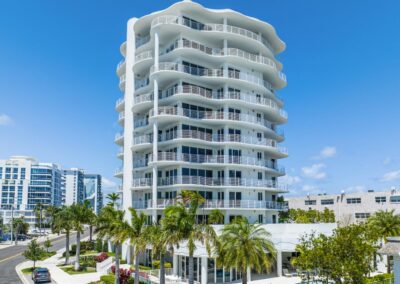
left=365, top=273, right=394, bottom=284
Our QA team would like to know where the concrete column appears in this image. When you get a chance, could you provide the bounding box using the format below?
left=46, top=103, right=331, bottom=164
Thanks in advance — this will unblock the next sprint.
left=277, top=250, right=282, bottom=277
left=173, top=254, right=179, bottom=276
left=394, top=255, right=400, bottom=284
left=201, top=257, right=208, bottom=284
left=152, top=32, right=159, bottom=223
left=247, top=267, right=251, bottom=282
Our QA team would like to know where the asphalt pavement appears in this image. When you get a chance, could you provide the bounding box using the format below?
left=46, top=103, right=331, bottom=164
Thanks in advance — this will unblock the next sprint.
left=0, top=230, right=89, bottom=284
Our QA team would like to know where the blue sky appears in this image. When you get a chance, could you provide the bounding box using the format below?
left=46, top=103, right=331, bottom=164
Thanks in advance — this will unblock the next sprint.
left=1, top=0, right=400, bottom=197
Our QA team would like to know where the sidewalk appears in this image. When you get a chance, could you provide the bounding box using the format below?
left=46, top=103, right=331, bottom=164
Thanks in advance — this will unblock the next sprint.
left=16, top=235, right=106, bottom=284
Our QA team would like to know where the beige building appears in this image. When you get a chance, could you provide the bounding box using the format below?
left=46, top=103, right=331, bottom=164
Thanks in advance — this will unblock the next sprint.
left=286, top=189, right=400, bottom=224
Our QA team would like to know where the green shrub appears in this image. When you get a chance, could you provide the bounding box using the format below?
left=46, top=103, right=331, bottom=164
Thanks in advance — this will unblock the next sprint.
left=103, top=240, right=108, bottom=252
left=95, top=239, right=103, bottom=252
left=100, top=275, right=115, bottom=284
left=365, top=273, right=394, bottom=284
left=152, top=260, right=172, bottom=269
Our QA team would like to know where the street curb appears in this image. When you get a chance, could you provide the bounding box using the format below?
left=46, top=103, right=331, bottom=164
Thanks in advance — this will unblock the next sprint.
left=15, top=262, right=31, bottom=284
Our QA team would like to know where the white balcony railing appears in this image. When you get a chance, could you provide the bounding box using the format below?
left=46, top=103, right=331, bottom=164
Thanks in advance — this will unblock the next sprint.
left=115, top=97, right=125, bottom=109
left=133, top=131, right=288, bottom=155
left=150, top=15, right=274, bottom=53
left=114, top=132, right=124, bottom=142
left=149, top=106, right=283, bottom=135
left=151, top=63, right=273, bottom=93
left=135, top=34, right=150, bottom=48
left=132, top=176, right=287, bottom=191
left=135, top=50, right=153, bottom=63
left=116, top=59, right=125, bottom=73
left=161, top=39, right=286, bottom=82
left=140, top=152, right=285, bottom=173
left=132, top=198, right=287, bottom=210
left=133, top=84, right=286, bottom=119
left=118, top=111, right=125, bottom=121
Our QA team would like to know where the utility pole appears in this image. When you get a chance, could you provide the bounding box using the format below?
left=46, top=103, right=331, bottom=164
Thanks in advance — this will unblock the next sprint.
left=10, top=206, right=14, bottom=245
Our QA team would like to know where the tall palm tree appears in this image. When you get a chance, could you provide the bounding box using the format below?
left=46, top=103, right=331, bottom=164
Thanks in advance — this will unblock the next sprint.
left=83, top=200, right=97, bottom=242
left=45, top=205, right=60, bottom=234
left=217, top=218, right=276, bottom=284
left=107, top=193, right=120, bottom=208
left=54, top=206, right=74, bottom=265
left=163, top=191, right=217, bottom=284
left=128, top=208, right=148, bottom=284
left=368, top=209, right=400, bottom=273
left=34, top=203, right=44, bottom=235
left=96, top=206, right=129, bottom=284
left=208, top=209, right=224, bottom=225
left=70, top=203, right=90, bottom=271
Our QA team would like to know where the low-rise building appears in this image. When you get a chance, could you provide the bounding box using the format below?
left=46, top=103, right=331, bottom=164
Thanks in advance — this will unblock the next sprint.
left=286, top=189, right=400, bottom=224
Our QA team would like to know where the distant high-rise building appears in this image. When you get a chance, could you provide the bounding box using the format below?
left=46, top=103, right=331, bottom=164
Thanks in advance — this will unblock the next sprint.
left=63, top=168, right=85, bottom=205
left=0, top=156, right=63, bottom=226
left=84, top=174, right=103, bottom=214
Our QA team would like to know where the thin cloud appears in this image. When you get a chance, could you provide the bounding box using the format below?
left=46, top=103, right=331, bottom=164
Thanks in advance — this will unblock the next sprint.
left=381, top=170, right=400, bottom=182
left=302, top=163, right=327, bottom=179
left=102, top=177, right=117, bottom=188
left=313, top=146, right=336, bottom=160
left=344, top=185, right=366, bottom=193
left=0, top=114, right=13, bottom=126
left=280, top=174, right=301, bottom=186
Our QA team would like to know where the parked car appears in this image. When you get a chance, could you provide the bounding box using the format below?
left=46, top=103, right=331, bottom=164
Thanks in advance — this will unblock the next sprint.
left=31, top=267, right=51, bottom=283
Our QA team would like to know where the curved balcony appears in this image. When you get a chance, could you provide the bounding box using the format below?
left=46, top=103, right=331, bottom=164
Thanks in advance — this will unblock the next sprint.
left=116, top=59, right=126, bottom=76
left=132, top=176, right=287, bottom=192
left=133, top=85, right=286, bottom=122
left=134, top=117, right=149, bottom=129
left=150, top=15, right=275, bottom=56
left=118, top=111, right=125, bottom=125
left=117, top=148, right=124, bottom=159
left=132, top=131, right=287, bottom=157
left=151, top=63, right=273, bottom=94
left=136, top=34, right=150, bottom=49
left=114, top=167, right=123, bottom=178
left=133, top=51, right=153, bottom=74
left=119, top=74, right=126, bottom=92
left=114, top=132, right=124, bottom=145
left=132, top=198, right=287, bottom=211
left=148, top=106, right=283, bottom=139
left=135, top=77, right=150, bottom=91
left=120, top=41, right=126, bottom=57
left=144, top=152, right=285, bottom=174
left=161, top=39, right=286, bottom=87
left=115, top=97, right=125, bottom=111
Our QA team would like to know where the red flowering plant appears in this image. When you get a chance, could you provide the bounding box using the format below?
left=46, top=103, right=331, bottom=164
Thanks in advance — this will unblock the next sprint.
left=111, top=266, right=134, bottom=284
left=94, top=252, right=109, bottom=263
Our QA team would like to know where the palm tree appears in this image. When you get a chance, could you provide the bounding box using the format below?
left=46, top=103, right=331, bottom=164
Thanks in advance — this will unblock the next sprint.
left=128, top=208, right=147, bottom=284
left=217, top=218, right=276, bottom=284
left=163, top=191, right=217, bottom=284
left=96, top=206, right=129, bottom=284
left=368, top=209, right=400, bottom=273
left=107, top=193, right=120, bottom=208
left=70, top=203, right=90, bottom=271
left=54, top=206, right=74, bottom=265
left=34, top=203, right=44, bottom=235
left=208, top=209, right=224, bottom=225
left=45, top=205, right=60, bottom=234
left=83, top=200, right=97, bottom=242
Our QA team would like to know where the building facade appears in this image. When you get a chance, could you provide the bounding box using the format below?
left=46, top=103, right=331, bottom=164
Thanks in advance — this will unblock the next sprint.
left=286, top=189, right=400, bottom=224
left=0, top=156, right=63, bottom=226
left=63, top=168, right=85, bottom=206
left=115, top=1, right=289, bottom=282
left=84, top=174, right=103, bottom=214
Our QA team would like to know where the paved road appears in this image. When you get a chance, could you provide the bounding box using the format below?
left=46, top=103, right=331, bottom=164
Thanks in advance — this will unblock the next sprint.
left=0, top=230, right=89, bottom=284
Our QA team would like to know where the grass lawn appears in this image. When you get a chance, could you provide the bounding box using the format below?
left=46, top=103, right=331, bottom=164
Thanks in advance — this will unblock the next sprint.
left=21, top=267, right=42, bottom=274
left=60, top=265, right=96, bottom=275
left=38, top=251, right=56, bottom=260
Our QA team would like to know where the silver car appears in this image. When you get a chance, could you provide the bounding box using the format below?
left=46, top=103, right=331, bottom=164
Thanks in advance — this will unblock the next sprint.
left=31, top=267, right=51, bottom=283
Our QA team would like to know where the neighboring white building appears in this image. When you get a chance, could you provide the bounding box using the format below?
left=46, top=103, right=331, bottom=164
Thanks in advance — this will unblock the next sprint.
left=0, top=156, right=63, bottom=227
left=114, top=1, right=302, bottom=282
left=286, top=189, right=400, bottom=224
left=84, top=174, right=103, bottom=214
left=63, top=168, right=85, bottom=206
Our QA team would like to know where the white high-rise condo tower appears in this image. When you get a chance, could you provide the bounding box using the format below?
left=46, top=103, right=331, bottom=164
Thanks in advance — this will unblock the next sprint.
left=115, top=0, right=288, bottom=226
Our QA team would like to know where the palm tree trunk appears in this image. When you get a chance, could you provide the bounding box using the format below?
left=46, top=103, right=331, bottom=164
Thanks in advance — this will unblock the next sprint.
left=115, top=243, right=120, bottom=284
left=89, top=225, right=93, bottom=242
left=242, top=268, right=247, bottom=284
left=65, top=231, right=70, bottom=265
left=74, top=231, right=81, bottom=271
left=387, top=255, right=391, bottom=274
left=160, top=253, right=165, bottom=284
left=188, top=254, right=194, bottom=284
left=134, top=253, right=140, bottom=284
